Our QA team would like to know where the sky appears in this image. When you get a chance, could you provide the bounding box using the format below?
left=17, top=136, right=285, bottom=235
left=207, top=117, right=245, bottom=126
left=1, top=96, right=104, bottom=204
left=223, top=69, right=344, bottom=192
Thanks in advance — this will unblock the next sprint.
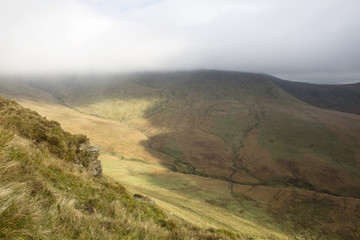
left=0, top=0, right=359, bottom=83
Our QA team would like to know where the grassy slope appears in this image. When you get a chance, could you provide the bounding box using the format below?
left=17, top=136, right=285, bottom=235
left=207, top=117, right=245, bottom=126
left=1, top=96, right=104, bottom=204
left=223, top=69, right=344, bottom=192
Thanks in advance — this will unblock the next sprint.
left=2, top=71, right=360, bottom=239
left=0, top=96, right=246, bottom=240
left=41, top=71, right=360, bottom=194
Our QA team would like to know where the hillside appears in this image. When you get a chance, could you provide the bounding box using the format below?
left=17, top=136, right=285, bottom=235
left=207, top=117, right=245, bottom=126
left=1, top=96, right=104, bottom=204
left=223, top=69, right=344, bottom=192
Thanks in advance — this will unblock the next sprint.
left=33, top=71, right=360, bottom=195
left=270, top=76, right=360, bottom=115
left=1, top=70, right=360, bottom=239
left=0, top=96, right=240, bottom=240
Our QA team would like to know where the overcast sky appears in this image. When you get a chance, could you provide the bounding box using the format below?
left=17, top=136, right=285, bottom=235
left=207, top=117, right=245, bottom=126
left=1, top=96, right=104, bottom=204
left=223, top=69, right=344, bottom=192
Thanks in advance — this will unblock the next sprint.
left=0, top=0, right=359, bottom=83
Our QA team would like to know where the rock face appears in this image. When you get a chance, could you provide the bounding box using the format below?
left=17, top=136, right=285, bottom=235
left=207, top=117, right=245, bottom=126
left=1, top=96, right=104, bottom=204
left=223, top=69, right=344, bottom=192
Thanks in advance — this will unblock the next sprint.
left=77, top=143, right=103, bottom=177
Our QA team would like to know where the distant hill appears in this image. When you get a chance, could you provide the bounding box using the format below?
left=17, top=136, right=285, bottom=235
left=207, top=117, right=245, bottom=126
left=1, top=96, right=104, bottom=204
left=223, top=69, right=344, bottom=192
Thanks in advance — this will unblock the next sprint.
left=269, top=76, right=360, bottom=115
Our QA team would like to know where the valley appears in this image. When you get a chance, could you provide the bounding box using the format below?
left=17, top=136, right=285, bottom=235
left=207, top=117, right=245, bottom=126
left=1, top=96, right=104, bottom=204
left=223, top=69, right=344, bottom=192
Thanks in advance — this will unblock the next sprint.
left=1, top=70, right=360, bottom=239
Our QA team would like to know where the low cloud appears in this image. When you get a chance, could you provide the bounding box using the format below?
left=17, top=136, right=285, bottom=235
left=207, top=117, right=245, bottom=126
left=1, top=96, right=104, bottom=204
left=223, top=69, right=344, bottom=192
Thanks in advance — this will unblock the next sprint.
left=0, top=0, right=359, bottom=83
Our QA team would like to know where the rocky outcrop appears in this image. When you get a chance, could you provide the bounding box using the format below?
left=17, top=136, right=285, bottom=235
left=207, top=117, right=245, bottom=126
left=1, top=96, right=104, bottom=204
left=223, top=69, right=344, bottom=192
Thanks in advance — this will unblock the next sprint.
left=133, top=194, right=155, bottom=204
left=77, top=143, right=103, bottom=177
left=86, top=146, right=102, bottom=177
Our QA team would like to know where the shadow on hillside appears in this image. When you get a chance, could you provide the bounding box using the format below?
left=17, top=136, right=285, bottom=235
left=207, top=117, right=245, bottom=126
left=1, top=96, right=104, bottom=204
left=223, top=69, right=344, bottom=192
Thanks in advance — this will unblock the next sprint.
left=40, top=71, right=281, bottom=177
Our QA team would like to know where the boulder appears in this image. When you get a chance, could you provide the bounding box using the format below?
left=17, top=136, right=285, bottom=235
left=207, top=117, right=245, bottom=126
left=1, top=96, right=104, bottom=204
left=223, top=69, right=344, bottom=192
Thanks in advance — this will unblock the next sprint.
left=77, top=142, right=103, bottom=177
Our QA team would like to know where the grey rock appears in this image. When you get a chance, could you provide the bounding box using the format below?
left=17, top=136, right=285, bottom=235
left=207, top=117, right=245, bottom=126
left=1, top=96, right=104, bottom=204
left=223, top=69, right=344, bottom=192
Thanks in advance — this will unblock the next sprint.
left=76, top=142, right=103, bottom=177
left=87, top=159, right=102, bottom=177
